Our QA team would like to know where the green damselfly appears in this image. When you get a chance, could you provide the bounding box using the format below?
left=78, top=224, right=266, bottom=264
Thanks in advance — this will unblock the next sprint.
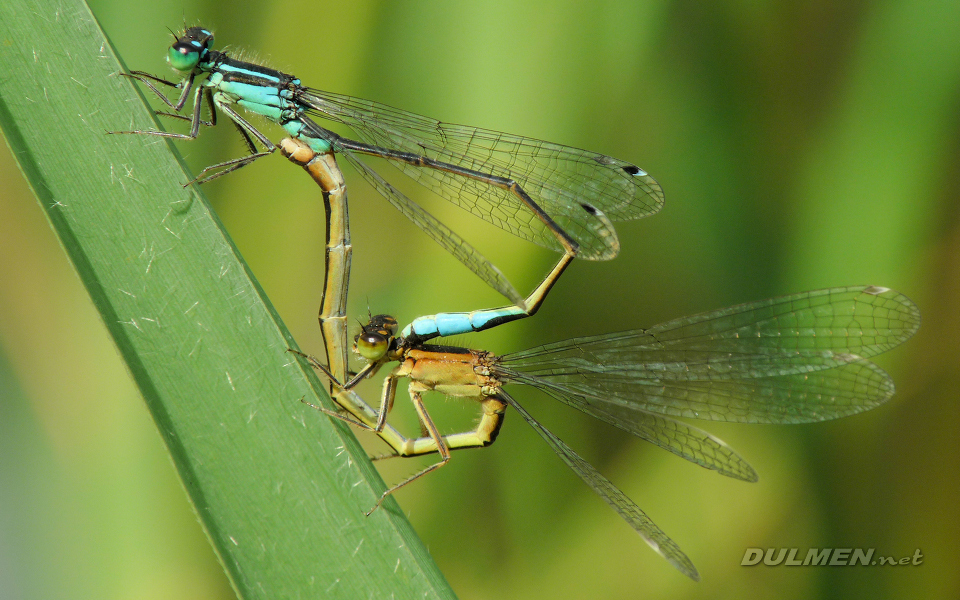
left=112, top=26, right=662, bottom=309
left=294, top=286, right=920, bottom=580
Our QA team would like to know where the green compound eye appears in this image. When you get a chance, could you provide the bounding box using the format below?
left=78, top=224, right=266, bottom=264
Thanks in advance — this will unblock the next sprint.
left=167, top=43, right=200, bottom=72
left=167, top=27, right=212, bottom=72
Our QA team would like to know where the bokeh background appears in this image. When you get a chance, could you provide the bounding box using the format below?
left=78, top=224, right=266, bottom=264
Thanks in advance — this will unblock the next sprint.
left=2, top=0, right=957, bottom=598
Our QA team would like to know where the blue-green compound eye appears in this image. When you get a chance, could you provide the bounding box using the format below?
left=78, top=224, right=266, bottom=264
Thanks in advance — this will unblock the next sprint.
left=167, top=43, right=200, bottom=72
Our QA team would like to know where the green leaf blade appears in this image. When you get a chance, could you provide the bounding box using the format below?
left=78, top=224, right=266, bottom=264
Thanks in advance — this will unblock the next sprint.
left=0, top=2, right=455, bottom=598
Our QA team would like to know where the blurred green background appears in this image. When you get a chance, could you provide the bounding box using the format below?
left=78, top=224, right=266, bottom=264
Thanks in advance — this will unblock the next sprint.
left=1, top=0, right=957, bottom=598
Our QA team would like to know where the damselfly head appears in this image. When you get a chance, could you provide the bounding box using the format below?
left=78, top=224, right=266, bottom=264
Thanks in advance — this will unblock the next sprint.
left=168, top=27, right=214, bottom=72
left=353, top=315, right=398, bottom=362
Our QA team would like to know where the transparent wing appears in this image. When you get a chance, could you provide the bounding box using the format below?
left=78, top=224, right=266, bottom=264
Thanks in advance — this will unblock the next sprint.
left=499, top=286, right=919, bottom=423
left=512, top=359, right=895, bottom=427
left=330, top=139, right=524, bottom=305
left=524, top=384, right=758, bottom=480
left=302, top=90, right=663, bottom=259
left=500, top=391, right=700, bottom=581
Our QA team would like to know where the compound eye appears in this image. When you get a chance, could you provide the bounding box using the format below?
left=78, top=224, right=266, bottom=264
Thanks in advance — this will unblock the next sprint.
left=167, top=42, right=200, bottom=71
left=355, top=331, right=389, bottom=361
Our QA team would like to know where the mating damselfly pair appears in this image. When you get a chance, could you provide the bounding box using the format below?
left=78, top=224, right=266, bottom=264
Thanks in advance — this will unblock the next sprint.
left=114, top=25, right=920, bottom=581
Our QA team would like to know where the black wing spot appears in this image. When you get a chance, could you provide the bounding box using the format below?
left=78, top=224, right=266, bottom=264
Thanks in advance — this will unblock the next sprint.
left=621, top=164, right=642, bottom=175
left=580, top=203, right=599, bottom=215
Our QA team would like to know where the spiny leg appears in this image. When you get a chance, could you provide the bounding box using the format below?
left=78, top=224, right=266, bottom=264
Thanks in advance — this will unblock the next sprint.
left=108, top=78, right=205, bottom=140
left=120, top=70, right=195, bottom=111
left=183, top=102, right=277, bottom=185
left=288, top=348, right=384, bottom=430
left=112, top=77, right=276, bottom=185
left=365, top=390, right=450, bottom=516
